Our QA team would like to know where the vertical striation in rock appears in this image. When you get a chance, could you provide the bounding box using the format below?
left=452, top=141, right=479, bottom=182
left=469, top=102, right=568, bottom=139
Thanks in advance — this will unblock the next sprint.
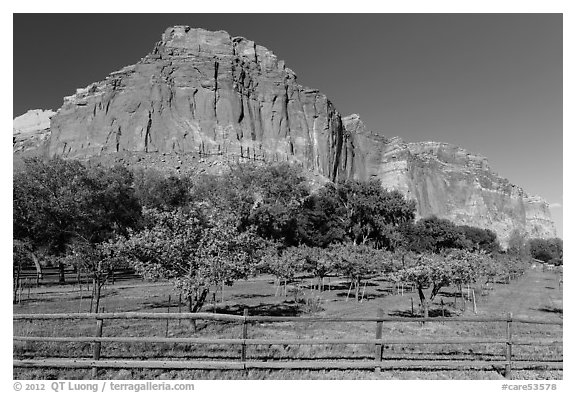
left=14, top=26, right=557, bottom=244
left=48, top=26, right=346, bottom=182
left=341, top=115, right=557, bottom=244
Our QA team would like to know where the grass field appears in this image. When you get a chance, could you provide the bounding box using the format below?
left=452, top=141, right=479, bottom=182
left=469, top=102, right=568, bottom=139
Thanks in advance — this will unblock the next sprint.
left=13, top=267, right=562, bottom=380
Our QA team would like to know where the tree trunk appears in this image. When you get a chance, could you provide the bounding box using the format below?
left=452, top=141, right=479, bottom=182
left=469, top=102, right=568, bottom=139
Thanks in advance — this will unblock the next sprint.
left=429, top=284, right=442, bottom=303
left=423, top=301, right=429, bottom=318
left=13, top=264, right=21, bottom=304
left=417, top=285, right=428, bottom=317
left=187, top=295, right=196, bottom=332
left=190, top=288, right=209, bottom=313
left=93, top=278, right=102, bottom=314
left=89, top=279, right=95, bottom=313
left=31, top=253, right=42, bottom=280
left=58, top=262, right=66, bottom=284
left=355, top=278, right=360, bottom=302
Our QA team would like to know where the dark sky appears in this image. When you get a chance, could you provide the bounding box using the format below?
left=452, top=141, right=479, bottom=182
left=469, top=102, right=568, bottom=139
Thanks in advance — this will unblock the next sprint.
left=13, top=14, right=563, bottom=237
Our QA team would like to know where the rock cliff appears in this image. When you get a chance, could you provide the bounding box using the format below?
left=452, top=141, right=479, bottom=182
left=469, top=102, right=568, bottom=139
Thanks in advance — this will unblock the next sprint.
left=341, top=115, right=556, bottom=242
left=48, top=26, right=345, bottom=182
left=13, top=109, right=55, bottom=155
left=14, top=26, right=557, bottom=244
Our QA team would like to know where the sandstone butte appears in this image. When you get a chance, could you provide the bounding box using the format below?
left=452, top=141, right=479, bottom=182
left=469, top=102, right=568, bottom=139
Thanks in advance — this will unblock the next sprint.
left=13, top=26, right=557, bottom=245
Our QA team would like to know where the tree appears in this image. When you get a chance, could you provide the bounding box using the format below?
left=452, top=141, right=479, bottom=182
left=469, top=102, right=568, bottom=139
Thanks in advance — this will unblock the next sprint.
left=445, top=250, right=483, bottom=301
left=400, top=216, right=466, bottom=253
left=196, top=213, right=266, bottom=303
left=190, top=162, right=310, bottom=245
left=133, top=168, right=192, bottom=211
left=529, top=238, right=563, bottom=264
left=331, top=243, right=392, bottom=301
left=114, top=208, right=205, bottom=313
left=13, top=239, right=32, bottom=303
left=319, top=179, right=416, bottom=248
left=14, top=158, right=142, bottom=284
left=263, top=246, right=305, bottom=299
left=298, top=246, right=335, bottom=292
left=292, top=192, right=347, bottom=247
left=397, top=253, right=453, bottom=318
left=457, top=225, right=501, bottom=254
left=115, top=208, right=265, bottom=317
left=63, top=240, right=127, bottom=313
left=506, top=229, right=530, bottom=261
left=474, top=253, right=503, bottom=289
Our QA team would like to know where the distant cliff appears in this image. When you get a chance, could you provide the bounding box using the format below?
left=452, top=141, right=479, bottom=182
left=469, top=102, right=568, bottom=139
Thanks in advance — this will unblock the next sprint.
left=341, top=115, right=556, bottom=242
left=13, top=26, right=557, bottom=244
left=13, top=109, right=54, bottom=156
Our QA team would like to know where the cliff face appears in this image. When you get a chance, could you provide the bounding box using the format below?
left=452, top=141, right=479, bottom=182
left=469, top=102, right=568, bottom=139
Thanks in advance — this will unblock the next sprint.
left=15, top=26, right=557, bottom=243
left=13, top=109, right=55, bottom=155
left=341, top=115, right=557, bottom=243
left=48, top=26, right=346, bottom=181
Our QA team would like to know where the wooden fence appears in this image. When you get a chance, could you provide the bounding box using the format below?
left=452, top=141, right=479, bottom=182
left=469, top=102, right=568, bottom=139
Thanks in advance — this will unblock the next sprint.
left=13, top=311, right=562, bottom=378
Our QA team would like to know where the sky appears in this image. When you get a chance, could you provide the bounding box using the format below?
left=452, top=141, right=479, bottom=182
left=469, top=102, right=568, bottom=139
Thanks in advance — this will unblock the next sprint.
left=12, top=13, right=563, bottom=237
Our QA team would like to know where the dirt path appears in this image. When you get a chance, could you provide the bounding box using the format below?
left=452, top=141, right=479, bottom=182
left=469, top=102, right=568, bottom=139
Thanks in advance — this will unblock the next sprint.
left=477, top=268, right=563, bottom=320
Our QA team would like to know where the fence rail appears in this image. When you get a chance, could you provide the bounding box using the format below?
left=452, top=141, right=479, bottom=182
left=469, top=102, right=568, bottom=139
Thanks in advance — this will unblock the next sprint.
left=12, top=312, right=563, bottom=324
left=13, top=311, right=562, bottom=378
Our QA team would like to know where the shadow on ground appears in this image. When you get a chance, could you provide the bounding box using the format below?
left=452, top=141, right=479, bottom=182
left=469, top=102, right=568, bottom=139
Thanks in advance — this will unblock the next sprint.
left=388, top=308, right=459, bottom=318
left=537, top=306, right=563, bottom=315
left=212, top=301, right=304, bottom=317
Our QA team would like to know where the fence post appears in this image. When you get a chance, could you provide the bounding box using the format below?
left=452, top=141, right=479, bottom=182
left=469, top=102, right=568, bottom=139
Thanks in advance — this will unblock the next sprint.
left=178, top=293, right=182, bottom=328
left=441, top=299, right=445, bottom=318
left=411, top=297, right=414, bottom=316
left=241, top=308, right=249, bottom=364
left=92, top=317, right=104, bottom=378
left=505, top=312, right=513, bottom=379
left=165, top=295, right=171, bottom=338
left=374, top=308, right=383, bottom=372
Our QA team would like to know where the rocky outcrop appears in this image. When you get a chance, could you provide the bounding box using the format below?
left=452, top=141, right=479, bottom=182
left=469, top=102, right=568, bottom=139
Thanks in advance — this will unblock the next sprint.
left=14, top=26, right=557, bottom=244
left=341, top=115, right=557, bottom=243
left=48, top=26, right=345, bottom=182
left=13, top=109, right=55, bottom=155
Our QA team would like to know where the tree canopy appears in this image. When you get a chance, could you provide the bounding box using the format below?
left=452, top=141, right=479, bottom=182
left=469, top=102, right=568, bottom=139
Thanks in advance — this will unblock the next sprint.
left=13, top=158, right=142, bottom=255
left=529, top=238, right=563, bottom=265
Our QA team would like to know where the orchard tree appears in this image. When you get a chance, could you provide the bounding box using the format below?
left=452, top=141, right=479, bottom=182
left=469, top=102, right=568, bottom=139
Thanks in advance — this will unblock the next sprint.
left=493, top=253, right=529, bottom=282
left=298, top=245, right=335, bottom=292
left=63, top=240, right=128, bottom=313
left=114, top=208, right=206, bottom=312
left=397, top=253, right=454, bottom=318
left=115, top=208, right=265, bottom=316
left=332, top=243, right=393, bottom=301
left=264, top=246, right=305, bottom=299
left=197, top=213, right=266, bottom=303
left=447, top=250, right=479, bottom=292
